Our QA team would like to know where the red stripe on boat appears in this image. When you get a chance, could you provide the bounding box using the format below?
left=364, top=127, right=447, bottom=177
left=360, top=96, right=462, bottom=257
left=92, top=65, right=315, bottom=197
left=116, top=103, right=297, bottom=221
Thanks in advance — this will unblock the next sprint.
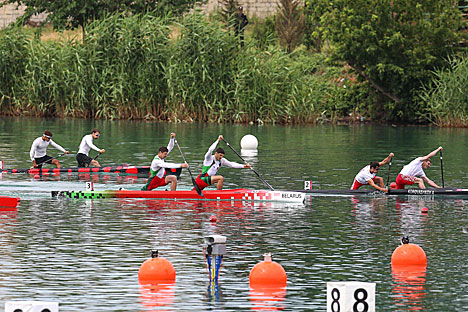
left=125, top=167, right=138, bottom=174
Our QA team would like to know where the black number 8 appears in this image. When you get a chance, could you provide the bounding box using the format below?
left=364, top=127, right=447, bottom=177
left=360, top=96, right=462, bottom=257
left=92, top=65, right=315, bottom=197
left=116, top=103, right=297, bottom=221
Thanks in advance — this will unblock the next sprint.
left=353, top=288, right=369, bottom=312
left=331, top=288, right=340, bottom=312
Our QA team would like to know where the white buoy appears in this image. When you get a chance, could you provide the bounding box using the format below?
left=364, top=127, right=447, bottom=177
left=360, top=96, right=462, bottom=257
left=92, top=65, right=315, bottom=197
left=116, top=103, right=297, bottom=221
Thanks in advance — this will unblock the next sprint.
left=240, top=135, right=258, bottom=150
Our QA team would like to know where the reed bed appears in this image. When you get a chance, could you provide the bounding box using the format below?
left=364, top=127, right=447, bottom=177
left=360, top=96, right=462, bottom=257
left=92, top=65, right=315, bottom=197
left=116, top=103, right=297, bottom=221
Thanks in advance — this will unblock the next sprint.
left=0, top=12, right=347, bottom=123
left=419, top=57, right=468, bottom=127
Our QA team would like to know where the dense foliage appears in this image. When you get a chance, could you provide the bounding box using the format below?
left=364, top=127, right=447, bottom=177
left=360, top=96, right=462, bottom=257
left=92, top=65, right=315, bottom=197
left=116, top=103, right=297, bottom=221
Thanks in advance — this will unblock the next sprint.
left=321, top=0, right=464, bottom=122
left=0, top=0, right=467, bottom=126
left=0, top=13, right=348, bottom=123
left=418, top=57, right=468, bottom=127
left=0, top=0, right=205, bottom=35
left=275, top=0, right=305, bottom=53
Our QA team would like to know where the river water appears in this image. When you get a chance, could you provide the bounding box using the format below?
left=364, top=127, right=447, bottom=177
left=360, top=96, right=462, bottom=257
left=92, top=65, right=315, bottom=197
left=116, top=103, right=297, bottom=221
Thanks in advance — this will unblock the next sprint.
left=0, top=117, right=467, bottom=311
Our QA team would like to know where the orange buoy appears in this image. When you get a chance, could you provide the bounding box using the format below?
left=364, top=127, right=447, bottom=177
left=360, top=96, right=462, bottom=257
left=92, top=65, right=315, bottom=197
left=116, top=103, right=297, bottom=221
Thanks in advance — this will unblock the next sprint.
left=390, top=182, right=397, bottom=189
left=249, top=253, right=287, bottom=288
left=421, top=207, right=428, bottom=213
left=138, top=250, right=176, bottom=284
left=391, top=239, right=427, bottom=266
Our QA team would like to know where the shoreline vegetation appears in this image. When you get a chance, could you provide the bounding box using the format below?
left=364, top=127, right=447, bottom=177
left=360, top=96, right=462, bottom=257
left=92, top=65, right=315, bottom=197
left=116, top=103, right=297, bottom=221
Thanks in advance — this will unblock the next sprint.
left=0, top=8, right=467, bottom=126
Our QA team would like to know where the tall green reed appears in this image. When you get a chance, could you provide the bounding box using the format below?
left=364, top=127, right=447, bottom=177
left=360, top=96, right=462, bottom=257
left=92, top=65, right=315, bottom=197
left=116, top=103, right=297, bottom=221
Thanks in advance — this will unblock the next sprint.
left=0, top=12, right=347, bottom=123
left=419, top=56, right=468, bottom=127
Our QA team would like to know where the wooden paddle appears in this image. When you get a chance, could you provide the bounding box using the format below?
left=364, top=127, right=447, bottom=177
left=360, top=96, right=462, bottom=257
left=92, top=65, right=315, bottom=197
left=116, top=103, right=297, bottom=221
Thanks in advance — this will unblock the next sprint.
left=440, top=149, right=445, bottom=188
left=221, top=138, right=275, bottom=191
left=174, top=139, right=203, bottom=196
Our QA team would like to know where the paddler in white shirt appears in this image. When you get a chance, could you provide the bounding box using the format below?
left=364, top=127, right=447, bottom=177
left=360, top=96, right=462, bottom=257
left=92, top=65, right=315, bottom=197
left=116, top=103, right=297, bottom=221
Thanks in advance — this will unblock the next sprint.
left=30, top=130, right=70, bottom=168
left=141, top=133, right=189, bottom=191
left=76, top=128, right=105, bottom=167
left=194, top=135, right=251, bottom=191
left=395, top=146, right=442, bottom=189
left=351, top=152, right=394, bottom=192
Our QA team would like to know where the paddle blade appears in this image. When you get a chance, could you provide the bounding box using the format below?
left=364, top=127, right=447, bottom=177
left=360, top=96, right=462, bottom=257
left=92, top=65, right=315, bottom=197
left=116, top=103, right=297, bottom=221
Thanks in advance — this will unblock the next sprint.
left=192, top=178, right=203, bottom=196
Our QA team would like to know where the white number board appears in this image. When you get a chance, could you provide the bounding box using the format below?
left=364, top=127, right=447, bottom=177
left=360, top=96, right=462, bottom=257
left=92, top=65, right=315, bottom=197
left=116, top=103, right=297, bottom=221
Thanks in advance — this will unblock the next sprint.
left=327, top=281, right=375, bottom=312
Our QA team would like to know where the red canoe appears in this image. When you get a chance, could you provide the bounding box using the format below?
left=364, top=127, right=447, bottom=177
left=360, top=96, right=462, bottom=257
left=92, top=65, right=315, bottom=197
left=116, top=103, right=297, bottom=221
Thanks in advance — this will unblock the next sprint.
left=0, top=196, right=20, bottom=208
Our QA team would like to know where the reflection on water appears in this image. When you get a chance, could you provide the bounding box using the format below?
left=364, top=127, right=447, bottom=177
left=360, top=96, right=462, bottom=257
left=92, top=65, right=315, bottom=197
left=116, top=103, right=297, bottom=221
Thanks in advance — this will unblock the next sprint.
left=249, top=287, right=286, bottom=311
left=139, top=283, right=176, bottom=311
left=0, top=119, right=467, bottom=311
left=391, top=266, right=427, bottom=311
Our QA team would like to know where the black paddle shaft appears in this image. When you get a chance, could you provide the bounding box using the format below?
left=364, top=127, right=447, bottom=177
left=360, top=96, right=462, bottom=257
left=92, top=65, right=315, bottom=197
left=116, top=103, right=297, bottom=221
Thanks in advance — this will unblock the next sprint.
left=440, top=150, right=445, bottom=188
left=221, top=138, right=275, bottom=191
left=385, top=157, right=393, bottom=189
left=174, top=139, right=203, bottom=196
left=35, top=152, right=67, bottom=167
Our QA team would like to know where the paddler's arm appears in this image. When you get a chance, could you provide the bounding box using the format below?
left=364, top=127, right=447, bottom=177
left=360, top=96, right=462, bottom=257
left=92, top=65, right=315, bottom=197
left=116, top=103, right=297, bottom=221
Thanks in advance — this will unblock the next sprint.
left=221, top=158, right=251, bottom=169
left=423, top=176, right=440, bottom=188
left=368, top=179, right=388, bottom=193
left=85, top=135, right=103, bottom=153
left=379, top=152, right=394, bottom=166
left=30, top=139, right=38, bottom=162
left=203, top=135, right=222, bottom=165
left=421, top=146, right=442, bottom=161
left=49, top=140, right=68, bottom=154
left=167, top=133, right=175, bottom=154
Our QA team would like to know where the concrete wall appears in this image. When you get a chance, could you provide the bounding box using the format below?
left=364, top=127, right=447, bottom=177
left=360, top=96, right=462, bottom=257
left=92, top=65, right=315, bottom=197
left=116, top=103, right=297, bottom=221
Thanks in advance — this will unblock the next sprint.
left=0, top=1, right=279, bottom=29
left=0, top=3, right=47, bottom=28
left=202, top=0, right=280, bottom=18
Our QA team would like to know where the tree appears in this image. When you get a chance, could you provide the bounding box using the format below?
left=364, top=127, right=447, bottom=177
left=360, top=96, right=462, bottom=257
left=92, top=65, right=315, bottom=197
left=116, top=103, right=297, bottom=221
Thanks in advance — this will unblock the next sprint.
left=322, top=0, right=464, bottom=121
left=220, top=0, right=239, bottom=28
left=1, top=0, right=205, bottom=38
left=275, top=0, right=305, bottom=53
left=303, top=0, right=329, bottom=52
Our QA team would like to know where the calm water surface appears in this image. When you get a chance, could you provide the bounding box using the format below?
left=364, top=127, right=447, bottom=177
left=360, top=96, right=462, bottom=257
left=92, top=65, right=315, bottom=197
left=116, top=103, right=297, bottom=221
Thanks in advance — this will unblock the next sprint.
left=0, top=117, right=467, bottom=311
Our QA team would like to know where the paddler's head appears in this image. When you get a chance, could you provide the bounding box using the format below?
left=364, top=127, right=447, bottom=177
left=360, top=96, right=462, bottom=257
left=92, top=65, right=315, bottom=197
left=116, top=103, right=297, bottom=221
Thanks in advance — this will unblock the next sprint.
left=214, top=148, right=225, bottom=161
left=369, top=161, right=380, bottom=173
left=91, top=129, right=101, bottom=139
left=158, top=146, right=169, bottom=159
left=422, top=158, right=432, bottom=169
left=42, top=130, right=52, bottom=142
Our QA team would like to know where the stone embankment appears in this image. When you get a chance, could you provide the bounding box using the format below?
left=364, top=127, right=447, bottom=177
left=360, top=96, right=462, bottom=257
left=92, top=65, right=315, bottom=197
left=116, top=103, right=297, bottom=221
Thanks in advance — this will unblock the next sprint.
left=0, top=0, right=280, bottom=28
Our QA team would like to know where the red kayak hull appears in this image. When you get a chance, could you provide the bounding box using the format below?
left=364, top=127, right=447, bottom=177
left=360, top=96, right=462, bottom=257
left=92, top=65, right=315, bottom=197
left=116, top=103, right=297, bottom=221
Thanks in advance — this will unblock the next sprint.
left=52, top=189, right=305, bottom=203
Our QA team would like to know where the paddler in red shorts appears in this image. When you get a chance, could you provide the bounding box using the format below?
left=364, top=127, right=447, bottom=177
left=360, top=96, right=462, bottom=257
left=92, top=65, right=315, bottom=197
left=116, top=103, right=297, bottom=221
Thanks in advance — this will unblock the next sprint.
left=351, top=153, right=394, bottom=192
left=395, top=146, right=442, bottom=189
left=142, top=133, right=189, bottom=191
left=195, top=135, right=251, bottom=191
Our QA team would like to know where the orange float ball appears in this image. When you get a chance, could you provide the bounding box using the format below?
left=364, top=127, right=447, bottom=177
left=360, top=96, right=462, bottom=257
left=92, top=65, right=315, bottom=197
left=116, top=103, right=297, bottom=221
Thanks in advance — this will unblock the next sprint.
left=138, top=251, right=176, bottom=284
left=249, top=254, right=287, bottom=288
left=391, top=243, right=427, bottom=266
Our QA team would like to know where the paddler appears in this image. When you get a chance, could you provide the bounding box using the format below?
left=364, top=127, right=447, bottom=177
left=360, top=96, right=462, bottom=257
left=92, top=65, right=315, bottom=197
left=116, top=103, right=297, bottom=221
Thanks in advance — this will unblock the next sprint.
left=30, top=130, right=70, bottom=168
left=141, top=133, right=189, bottom=191
left=76, top=129, right=105, bottom=167
left=195, top=135, right=251, bottom=191
left=395, top=146, right=442, bottom=189
left=351, top=152, right=394, bottom=192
